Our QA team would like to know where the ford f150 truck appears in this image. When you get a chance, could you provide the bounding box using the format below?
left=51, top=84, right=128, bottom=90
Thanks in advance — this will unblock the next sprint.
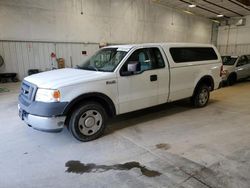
left=18, top=43, right=222, bottom=141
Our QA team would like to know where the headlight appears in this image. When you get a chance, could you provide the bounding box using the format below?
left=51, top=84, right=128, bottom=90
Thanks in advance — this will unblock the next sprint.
left=35, top=89, right=61, bottom=102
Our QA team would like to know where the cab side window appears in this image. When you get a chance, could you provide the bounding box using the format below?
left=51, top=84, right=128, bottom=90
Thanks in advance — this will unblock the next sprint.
left=153, top=48, right=165, bottom=68
left=136, top=49, right=152, bottom=71
left=237, top=56, right=248, bottom=67
left=120, top=48, right=165, bottom=74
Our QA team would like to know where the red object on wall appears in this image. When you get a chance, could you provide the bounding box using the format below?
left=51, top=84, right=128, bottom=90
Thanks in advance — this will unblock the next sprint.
left=51, top=52, right=56, bottom=58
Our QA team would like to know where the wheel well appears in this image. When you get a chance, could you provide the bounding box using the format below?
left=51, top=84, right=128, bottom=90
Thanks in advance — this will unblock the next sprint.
left=193, top=76, right=214, bottom=95
left=228, top=72, right=237, bottom=80
left=63, top=93, right=116, bottom=125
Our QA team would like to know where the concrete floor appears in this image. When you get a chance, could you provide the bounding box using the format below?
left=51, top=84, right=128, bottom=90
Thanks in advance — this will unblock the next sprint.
left=0, top=81, right=250, bottom=188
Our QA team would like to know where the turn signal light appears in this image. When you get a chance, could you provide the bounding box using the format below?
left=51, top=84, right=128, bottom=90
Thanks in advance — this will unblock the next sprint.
left=53, top=90, right=61, bottom=101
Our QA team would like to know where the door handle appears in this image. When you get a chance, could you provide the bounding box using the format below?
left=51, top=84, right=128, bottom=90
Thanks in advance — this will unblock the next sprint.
left=150, top=75, right=157, bottom=82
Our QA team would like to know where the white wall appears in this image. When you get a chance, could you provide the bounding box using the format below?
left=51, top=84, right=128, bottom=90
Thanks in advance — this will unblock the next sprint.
left=217, top=15, right=250, bottom=55
left=0, top=0, right=212, bottom=43
left=0, top=0, right=213, bottom=79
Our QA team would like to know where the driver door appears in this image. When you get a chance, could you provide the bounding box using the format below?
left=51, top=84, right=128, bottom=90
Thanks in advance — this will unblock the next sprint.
left=117, top=47, right=165, bottom=114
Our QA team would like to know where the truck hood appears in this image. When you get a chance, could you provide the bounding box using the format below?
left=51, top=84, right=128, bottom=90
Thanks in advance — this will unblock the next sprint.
left=24, top=68, right=116, bottom=89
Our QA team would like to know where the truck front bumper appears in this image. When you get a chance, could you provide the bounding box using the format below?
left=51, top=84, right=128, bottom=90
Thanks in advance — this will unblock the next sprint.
left=18, top=104, right=66, bottom=132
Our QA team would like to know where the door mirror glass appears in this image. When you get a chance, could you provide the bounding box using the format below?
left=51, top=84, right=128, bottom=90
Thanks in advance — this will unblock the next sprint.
left=120, top=61, right=141, bottom=76
left=127, top=61, right=141, bottom=72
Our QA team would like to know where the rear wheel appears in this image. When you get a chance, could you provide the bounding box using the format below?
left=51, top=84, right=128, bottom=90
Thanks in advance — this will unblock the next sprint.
left=191, top=85, right=210, bottom=108
left=12, top=77, right=18, bottom=82
left=0, top=78, right=7, bottom=83
left=227, top=74, right=237, bottom=86
left=69, top=102, right=107, bottom=142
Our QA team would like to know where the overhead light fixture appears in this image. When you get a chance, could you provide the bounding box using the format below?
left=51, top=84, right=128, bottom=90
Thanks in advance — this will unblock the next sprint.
left=212, top=19, right=220, bottom=23
left=217, top=14, right=224, bottom=17
left=188, top=4, right=196, bottom=8
left=183, top=10, right=194, bottom=15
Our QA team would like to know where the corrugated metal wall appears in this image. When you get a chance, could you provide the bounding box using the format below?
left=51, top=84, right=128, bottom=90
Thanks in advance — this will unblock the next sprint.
left=0, top=41, right=99, bottom=80
left=218, top=44, right=250, bottom=56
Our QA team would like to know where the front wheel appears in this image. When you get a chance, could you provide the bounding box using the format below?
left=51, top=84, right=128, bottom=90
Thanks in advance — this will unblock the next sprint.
left=227, top=74, right=237, bottom=86
left=69, top=102, right=107, bottom=142
left=191, top=85, right=210, bottom=108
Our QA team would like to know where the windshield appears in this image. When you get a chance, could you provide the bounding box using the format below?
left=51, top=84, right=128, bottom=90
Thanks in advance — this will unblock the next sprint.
left=222, top=56, right=237, bottom=66
left=78, top=48, right=128, bottom=72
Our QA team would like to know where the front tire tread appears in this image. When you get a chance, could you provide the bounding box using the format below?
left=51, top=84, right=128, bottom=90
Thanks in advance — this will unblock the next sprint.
left=69, top=102, right=107, bottom=142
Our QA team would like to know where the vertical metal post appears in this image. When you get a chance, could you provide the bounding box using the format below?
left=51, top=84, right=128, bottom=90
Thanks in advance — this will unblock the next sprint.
left=211, top=22, right=219, bottom=46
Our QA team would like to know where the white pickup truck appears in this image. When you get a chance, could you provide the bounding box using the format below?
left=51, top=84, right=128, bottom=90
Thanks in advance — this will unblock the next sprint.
left=18, top=43, right=222, bottom=141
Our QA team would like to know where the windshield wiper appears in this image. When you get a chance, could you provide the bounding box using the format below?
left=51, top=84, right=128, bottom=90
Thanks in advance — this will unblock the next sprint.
left=76, top=65, right=99, bottom=71
left=88, top=65, right=99, bottom=71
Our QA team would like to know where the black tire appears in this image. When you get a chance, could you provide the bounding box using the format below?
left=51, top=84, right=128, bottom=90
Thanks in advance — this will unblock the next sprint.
left=227, top=74, right=237, bottom=86
left=1, top=78, right=7, bottom=83
left=12, top=77, right=18, bottom=82
left=68, top=102, right=107, bottom=142
left=191, top=85, right=210, bottom=108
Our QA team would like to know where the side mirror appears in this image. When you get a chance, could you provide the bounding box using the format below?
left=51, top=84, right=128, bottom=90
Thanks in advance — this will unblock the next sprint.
left=127, top=61, right=141, bottom=72
left=120, top=61, right=141, bottom=76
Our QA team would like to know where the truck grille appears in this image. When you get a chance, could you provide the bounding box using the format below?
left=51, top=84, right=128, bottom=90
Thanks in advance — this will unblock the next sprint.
left=19, top=81, right=37, bottom=106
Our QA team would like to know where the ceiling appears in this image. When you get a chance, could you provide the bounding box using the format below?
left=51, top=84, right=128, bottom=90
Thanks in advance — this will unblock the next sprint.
left=153, top=0, right=250, bottom=19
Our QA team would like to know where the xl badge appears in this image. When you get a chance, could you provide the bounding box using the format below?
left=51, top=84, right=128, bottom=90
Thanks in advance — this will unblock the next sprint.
left=106, top=80, right=116, bottom=85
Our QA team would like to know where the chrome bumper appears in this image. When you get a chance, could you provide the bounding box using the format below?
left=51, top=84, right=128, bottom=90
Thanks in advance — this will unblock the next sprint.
left=18, top=105, right=65, bottom=132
